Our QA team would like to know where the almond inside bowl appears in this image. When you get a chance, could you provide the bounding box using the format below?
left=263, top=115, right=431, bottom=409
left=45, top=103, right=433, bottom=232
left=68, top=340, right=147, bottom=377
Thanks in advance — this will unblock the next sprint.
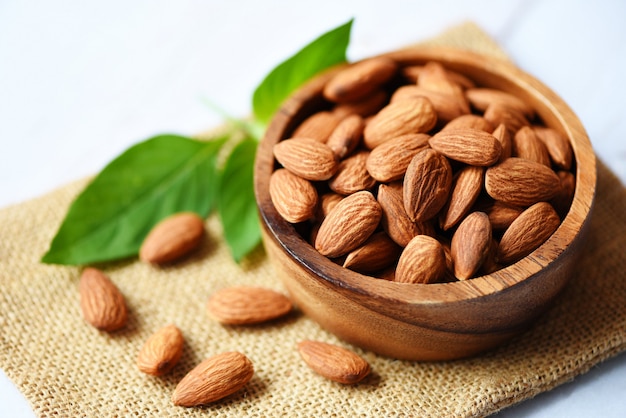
left=254, top=46, right=596, bottom=361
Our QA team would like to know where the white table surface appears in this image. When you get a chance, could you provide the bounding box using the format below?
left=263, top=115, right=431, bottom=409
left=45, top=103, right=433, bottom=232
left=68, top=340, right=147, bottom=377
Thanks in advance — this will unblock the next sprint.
left=1, top=1, right=625, bottom=416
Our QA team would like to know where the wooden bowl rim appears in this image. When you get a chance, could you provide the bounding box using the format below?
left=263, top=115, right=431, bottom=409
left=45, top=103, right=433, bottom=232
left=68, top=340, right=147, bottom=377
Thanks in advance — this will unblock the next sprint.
left=254, top=45, right=596, bottom=306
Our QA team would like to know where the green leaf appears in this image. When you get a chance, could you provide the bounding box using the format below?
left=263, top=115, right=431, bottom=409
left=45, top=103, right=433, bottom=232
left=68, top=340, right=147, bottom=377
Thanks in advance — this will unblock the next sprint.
left=252, top=19, right=353, bottom=124
left=217, top=137, right=261, bottom=262
left=41, top=134, right=228, bottom=265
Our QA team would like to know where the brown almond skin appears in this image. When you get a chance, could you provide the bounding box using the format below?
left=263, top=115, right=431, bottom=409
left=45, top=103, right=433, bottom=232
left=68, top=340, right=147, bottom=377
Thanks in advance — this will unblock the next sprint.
left=292, top=110, right=342, bottom=143
left=323, top=56, right=398, bottom=103
left=492, top=123, right=512, bottom=162
left=343, top=231, right=401, bottom=273
left=378, top=182, right=435, bottom=247
left=172, top=352, right=254, bottom=406
left=314, top=191, right=382, bottom=258
left=442, top=114, right=494, bottom=133
left=466, top=87, right=535, bottom=118
left=451, top=212, right=492, bottom=280
left=395, top=235, right=447, bottom=284
left=483, top=102, right=530, bottom=135
left=326, top=114, right=365, bottom=159
left=332, top=89, right=388, bottom=119
left=139, top=212, right=205, bottom=264
left=366, top=133, right=431, bottom=182
left=550, top=170, right=576, bottom=216
left=206, top=286, right=293, bottom=325
left=482, top=200, right=524, bottom=230
left=428, top=127, right=502, bottom=166
left=79, top=267, right=127, bottom=332
left=533, top=126, right=573, bottom=170
left=403, top=148, right=453, bottom=222
left=363, top=97, right=437, bottom=149
left=513, top=126, right=551, bottom=166
left=390, top=85, right=469, bottom=123
left=269, top=168, right=318, bottom=223
left=439, top=165, right=484, bottom=231
left=485, top=157, right=560, bottom=207
left=137, top=324, right=184, bottom=376
left=497, top=202, right=561, bottom=264
left=297, top=340, right=370, bottom=384
left=328, top=150, right=377, bottom=195
left=273, top=137, right=338, bottom=181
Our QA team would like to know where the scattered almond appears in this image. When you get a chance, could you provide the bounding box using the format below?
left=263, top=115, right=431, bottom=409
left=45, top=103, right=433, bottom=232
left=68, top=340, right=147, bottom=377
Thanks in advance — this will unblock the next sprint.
left=172, top=351, right=254, bottom=406
left=297, top=340, right=370, bottom=384
left=206, top=286, right=293, bottom=325
left=139, top=212, right=205, bottom=264
left=79, top=267, right=127, bottom=332
left=137, top=324, right=184, bottom=376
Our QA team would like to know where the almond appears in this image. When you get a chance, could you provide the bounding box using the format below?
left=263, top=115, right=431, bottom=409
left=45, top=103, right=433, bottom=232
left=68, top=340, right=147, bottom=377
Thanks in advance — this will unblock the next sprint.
left=292, top=110, right=342, bottom=142
left=297, top=340, right=370, bottom=384
left=450, top=212, right=492, bottom=280
left=551, top=170, right=576, bottom=216
left=328, top=150, right=377, bottom=195
left=317, top=192, right=344, bottom=219
left=403, top=148, right=453, bottom=222
left=417, top=61, right=468, bottom=107
left=343, top=231, right=401, bottom=273
left=363, top=97, right=437, bottom=149
left=395, top=235, right=447, bottom=284
left=139, top=212, right=205, bottom=264
left=483, top=102, right=530, bottom=135
left=325, top=114, right=365, bottom=159
left=441, top=114, right=494, bottom=132
left=466, top=87, right=535, bottom=118
left=485, top=157, right=560, bottom=206
left=172, top=351, right=254, bottom=406
left=332, top=89, right=388, bottom=119
left=79, top=267, right=127, bottom=332
left=491, top=123, right=512, bottom=162
left=513, top=125, right=551, bottom=166
left=315, top=191, right=382, bottom=258
left=269, top=168, right=318, bottom=223
left=137, top=324, right=184, bottom=376
left=323, top=56, right=398, bottom=103
left=390, top=85, right=468, bottom=123
left=497, top=202, right=561, bottom=264
left=273, top=137, right=338, bottom=181
left=366, top=133, right=430, bottom=182
left=378, top=182, right=435, bottom=247
left=402, top=65, right=476, bottom=89
left=481, top=200, right=524, bottom=230
left=533, top=126, right=573, bottom=170
left=428, top=127, right=502, bottom=166
left=439, top=165, right=484, bottom=231
left=206, top=286, right=293, bottom=325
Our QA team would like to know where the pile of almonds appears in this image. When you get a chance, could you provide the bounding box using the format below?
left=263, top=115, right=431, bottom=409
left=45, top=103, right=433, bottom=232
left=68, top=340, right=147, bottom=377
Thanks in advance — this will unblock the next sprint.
left=269, top=57, right=575, bottom=283
left=78, top=212, right=370, bottom=408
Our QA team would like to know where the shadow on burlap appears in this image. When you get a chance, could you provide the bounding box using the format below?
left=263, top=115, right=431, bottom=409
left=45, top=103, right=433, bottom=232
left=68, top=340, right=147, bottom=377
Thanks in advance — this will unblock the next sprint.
left=1, top=23, right=625, bottom=417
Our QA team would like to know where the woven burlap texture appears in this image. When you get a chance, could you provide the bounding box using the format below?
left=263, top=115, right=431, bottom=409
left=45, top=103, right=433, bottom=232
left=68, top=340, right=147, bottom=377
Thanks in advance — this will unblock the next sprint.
left=1, top=22, right=625, bottom=418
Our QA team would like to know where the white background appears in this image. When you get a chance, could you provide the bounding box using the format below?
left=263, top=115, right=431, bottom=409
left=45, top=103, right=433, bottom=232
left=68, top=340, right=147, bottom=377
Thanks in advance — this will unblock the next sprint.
left=1, top=1, right=625, bottom=416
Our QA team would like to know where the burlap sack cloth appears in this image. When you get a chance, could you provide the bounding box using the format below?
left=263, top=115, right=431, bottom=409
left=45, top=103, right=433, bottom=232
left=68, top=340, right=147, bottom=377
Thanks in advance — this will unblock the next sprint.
left=1, top=22, right=625, bottom=417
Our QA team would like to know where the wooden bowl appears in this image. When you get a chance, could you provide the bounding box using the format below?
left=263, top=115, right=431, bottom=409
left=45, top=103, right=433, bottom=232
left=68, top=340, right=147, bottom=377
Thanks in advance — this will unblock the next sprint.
left=253, top=46, right=596, bottom=361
